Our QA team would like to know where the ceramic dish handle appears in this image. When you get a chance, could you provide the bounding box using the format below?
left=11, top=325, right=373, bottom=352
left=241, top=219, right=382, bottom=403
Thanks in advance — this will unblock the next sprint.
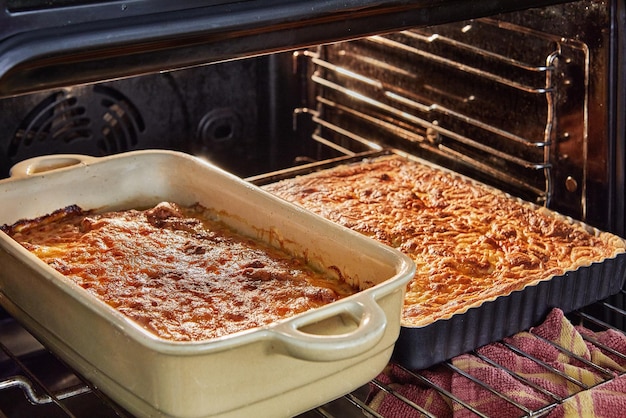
left=270, top=296, right=387, bottom=362
left=9, top=154, right=99, bottom=179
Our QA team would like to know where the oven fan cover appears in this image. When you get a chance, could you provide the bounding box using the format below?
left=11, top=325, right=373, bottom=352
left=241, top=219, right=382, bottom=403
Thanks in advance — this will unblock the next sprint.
left=0, top=74, right=189, bottom=177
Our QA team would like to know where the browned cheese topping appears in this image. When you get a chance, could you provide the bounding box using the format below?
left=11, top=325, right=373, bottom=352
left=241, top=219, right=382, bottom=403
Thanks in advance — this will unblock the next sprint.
left=262, top=155, right=626, bottom=326
left=2, top=202, right=357, bottom=341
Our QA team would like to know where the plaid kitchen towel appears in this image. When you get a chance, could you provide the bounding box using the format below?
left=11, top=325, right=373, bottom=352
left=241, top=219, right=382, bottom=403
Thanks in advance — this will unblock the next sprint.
left=545, top=375, right=626, bottom=418
left=368, top=308, right=626, bottom=417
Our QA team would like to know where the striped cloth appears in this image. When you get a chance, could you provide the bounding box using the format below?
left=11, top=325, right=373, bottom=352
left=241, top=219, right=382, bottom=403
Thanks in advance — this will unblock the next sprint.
left=368, top=308, right=626, bottom=417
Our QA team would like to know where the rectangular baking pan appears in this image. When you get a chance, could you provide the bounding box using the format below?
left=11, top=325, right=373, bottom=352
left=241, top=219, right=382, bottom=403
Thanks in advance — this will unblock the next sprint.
left=254, top=151, right=626, bottom=370
left=0, top=150, right=415, bottom=418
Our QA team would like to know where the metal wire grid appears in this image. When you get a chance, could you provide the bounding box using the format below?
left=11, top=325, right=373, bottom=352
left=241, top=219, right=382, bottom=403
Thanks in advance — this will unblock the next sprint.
left=0, top=319, right=131, bottom=418
left=1, top=294, right=625, bottom=418
left=338, top=296, right=626, bottom=418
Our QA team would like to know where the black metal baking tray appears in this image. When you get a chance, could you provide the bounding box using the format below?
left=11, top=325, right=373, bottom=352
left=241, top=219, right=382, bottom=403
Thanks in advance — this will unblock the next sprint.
left=393, top=252, right=626, bottom=369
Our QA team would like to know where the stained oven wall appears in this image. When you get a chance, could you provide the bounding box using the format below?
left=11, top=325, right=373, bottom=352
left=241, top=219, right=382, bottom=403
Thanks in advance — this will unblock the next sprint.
left=0, top=59, right=264, bottom=179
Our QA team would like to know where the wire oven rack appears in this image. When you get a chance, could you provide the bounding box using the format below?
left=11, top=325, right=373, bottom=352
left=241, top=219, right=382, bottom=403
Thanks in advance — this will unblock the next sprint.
left=1, top=290, right=625, bottom=418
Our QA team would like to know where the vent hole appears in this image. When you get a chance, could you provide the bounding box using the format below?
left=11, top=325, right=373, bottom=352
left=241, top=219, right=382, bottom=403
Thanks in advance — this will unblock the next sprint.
left=10, top=92, right=91, bottom=157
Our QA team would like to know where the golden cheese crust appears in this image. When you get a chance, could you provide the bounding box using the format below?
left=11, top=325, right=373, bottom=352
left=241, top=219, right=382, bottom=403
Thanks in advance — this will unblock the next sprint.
left=3, top=202, right=357, bottom=341
left=263, top=155, right=626, bottom=327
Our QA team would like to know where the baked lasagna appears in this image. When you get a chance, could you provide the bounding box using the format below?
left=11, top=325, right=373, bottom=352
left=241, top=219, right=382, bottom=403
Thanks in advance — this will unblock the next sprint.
left=263, top=155, right=626, bottom=326
left=1, top=202, right=357, bottom=341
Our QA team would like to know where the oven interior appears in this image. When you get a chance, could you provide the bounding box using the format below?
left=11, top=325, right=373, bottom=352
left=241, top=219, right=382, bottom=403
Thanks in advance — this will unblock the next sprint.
left=1, top=0, right=626, bottom=416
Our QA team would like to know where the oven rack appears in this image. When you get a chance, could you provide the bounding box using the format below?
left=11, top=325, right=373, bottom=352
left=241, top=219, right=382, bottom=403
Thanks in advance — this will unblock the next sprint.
left=307, top=17, right=590, bottom=210
left=1, top=292, right=625, bottom=418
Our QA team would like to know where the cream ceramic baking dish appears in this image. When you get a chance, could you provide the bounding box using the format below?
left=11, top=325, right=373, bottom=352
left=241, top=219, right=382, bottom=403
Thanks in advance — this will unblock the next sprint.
left=0, top=150, right=415, bottom=418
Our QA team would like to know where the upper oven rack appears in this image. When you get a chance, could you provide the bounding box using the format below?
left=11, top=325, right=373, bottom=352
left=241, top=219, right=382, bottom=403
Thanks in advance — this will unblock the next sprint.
left=303, top=16, right=590, bottom=210
left=0, top=0, right=572, bottom=99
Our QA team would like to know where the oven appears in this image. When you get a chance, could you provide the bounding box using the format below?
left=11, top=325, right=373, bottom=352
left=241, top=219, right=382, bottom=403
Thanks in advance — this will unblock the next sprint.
left=1, top=0, right=625, bottom=416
